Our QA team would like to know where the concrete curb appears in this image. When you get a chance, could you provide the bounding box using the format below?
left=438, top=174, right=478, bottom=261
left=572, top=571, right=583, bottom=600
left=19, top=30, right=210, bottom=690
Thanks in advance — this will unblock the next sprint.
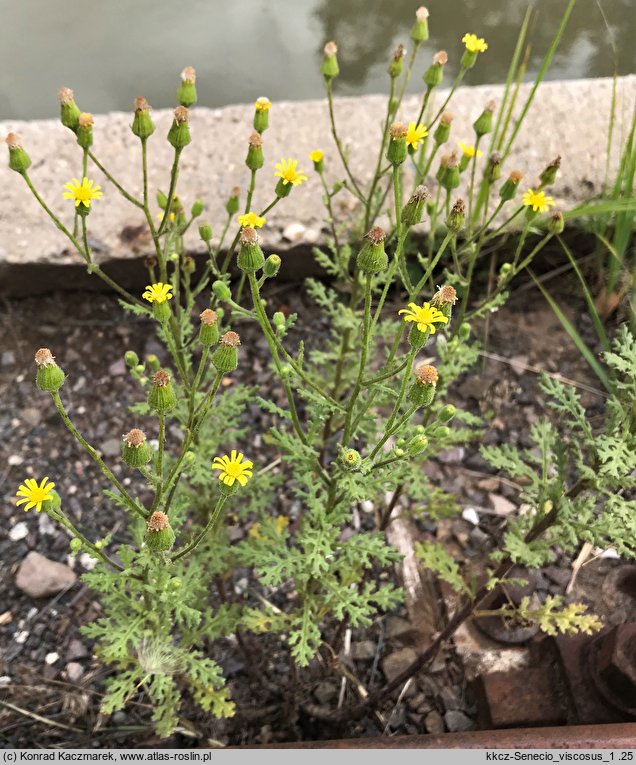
left=1, top=76, right=634, bottom=295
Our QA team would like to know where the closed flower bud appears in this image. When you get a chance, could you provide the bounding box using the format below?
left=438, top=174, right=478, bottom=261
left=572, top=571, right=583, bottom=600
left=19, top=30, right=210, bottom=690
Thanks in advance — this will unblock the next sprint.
left=408, top=364, right=438, bottom=407
left=423, top=50, right=447, bottom=88
left=131, top=96, right=155, bottom=139
left=437, top=404, right=456, bottom=423
left=146, top=354, right=160, bottom=372
left=5, top=133, right=31, bottom=174
left=459, top=322, right=471, bottom=341
left=446, top=198, right=466, bottom=233
left=410, top=6, right=429, bottom=43
left=145, top=511, right=176, bottom=553
left=226, top=186, right=240, bottom=215
left=473, top=100, right=496, bottom=137
left=273, top=311, right=286, bottom=333
left=499, top=170, right=523, bottom=201
left=498, top=262, right=513, bottom=285
left=548, top=209, right=564, bottom=235
left=431, top=284, right=458, bottom=319
left=430, top=424, right=451, bottom=439
left=177, top=66, right=197, bottom=107
left=167, top=106, right=191, bottom=150
left=540, top=155, right=561, bottom=187
left=388, top=44, right=406, bottom=79
left=77, top=113, right=94, bottom=150
left=401, top=185, right=430, bottom=228
left=264, top=254, right=281, bottom=278
left=237, top=226, right=265, bottom=273
left=341, top=448, right=361, bottom=471
left=321, top=41, right=340, bottom=80
left=191, top=199, right=204, bottom=218
left=211, top=331, right=241, bottom=373
left=199, top=308, right=219, bottom=347
left=253, top=97, right=271, bottom=133
left=246, top=132, right=264, bottom=171
left=387, top=122, right=408, bottom=166
left=357, top=227, right=388, bottom=274
left=157, top=190, right=168, bottom=210
left=58, top=87, right=81, bottom=132
left=147, top=370, right=176, bottom=413
left=213, top=279, right=232, bottom=302
left=35, top=348, right=65, bottom=393
left=121, top=428, right=152, bottom=468
left=199, top=222, right=212, bottom=243
left=433, top=111, right=453, bottom=145
left=439, top=152, right=460, bottom=191
left=125, top=350, right=139, bottom=368
left=407, top=434, right=428, bottom=456
left=486, top=152, right=502, bottom=183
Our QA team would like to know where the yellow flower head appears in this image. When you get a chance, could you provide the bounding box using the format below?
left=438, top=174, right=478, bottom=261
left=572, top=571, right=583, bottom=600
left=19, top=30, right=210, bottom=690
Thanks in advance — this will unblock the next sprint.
left=309, top=149, right=324, bottom=163
left=459, top=141, right=483, bottom=158
left=462, top=33, right=488, bottom=53
left=212, top=450, right=254, bottom=488
left=16, top=477, right=55, bottom=513
left=62, top=177, right=103, bottom=209
left=274, top=158, right=308, bottom=187
left=406, top=122, right=428, bottom=150
left=143, top=282, right=173, bottom=304
left=238, top=212, right=266, bottom=228
left=399, top=302, right=449, bottom=334
left=254, top=97, right=272, bottom=112
left=522, top=188, right=555, bottom=213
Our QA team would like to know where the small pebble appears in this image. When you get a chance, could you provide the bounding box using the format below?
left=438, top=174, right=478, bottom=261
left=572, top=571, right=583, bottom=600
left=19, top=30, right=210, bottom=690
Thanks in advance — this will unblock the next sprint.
left=8, top=454, right=24, bottom=466
left=9, top=522, right=29, bottom=541
left=14, top=631, right=29, bottom=644
left=45, top=652, right=59, bottom=665
left=66, top=662, right=84, bottom=682
left=461, top=508, right=480, bottom=526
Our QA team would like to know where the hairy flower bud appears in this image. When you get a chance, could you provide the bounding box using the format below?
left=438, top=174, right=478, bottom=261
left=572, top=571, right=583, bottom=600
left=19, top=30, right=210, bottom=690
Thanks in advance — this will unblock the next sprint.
left=35, top=348, right=65, bottom=393
left=423, top=50, right=447, bottom=88
left=167, top=106, right=191, bottom=149
left=473, top=99, right=496, bottom=137
left=124, top=350, right=139, bottom=368
left=401, top=185, right=430, bottom=228
left=199, top=221, right=212, bottom=243
left=147, top=370, right=176, bottom=413
left=321, top=41, right=340, bottom=80
left=145, top=511, right=176, bottom=552
left=77, top=113, right=94, bottom=150
left=408, top=364, right=438, bottom=407
left=198, top=308, right=219, bottom=347
left=212, top=280, right=232, bottom=302
left=211, top=331, right=240, bottom=373
left=437, top=404, right=456, bottom=423
left=341, top=448, right=361, bottom=471
left=357, top=227, right=388, bottom=274
left=499, top=170, right=523, bottom=202
left=407, top=434, right=429, bottom=456
left=548, top=209, right=564, bottom=235
left=486, top=152, right=502, bottom=183
left=237, top=226, right=265, bottom=273
left=5, top=133, right=31, bottom=174
left=433, top=111, right=453, bottom=145
left=58, top=87, right=81, bottom=132
left=410, top=6, right=429, bottom=43
left=177, top=66, right=197, bottom=108
left=121, top=428, right=152, bottom=468
left=388, top=44, right=406, bottom=79
left=131, top=96, right=155, bottom=139
left=264, top=254, right=281, bottom=278
left=431, top=284, right=458, bottom=319
left=438, top=152, right=460, bottom=192
left=446, top=198, right=466, bottom=233
left=253, top=96, right=271, bottom=133
left=245, top=131, right=264, bottom=171
left=387, top=122, right=408, bottom=166
left=226, top=186, right=241, bottom=215
left=540, top=155, right=561, bottom=187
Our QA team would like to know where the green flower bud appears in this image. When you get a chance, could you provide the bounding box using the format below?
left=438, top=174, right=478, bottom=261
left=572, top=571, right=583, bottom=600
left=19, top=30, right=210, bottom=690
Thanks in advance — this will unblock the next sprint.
left=407, top=364, right=438, bottom=407
left=431, top=285, right=458, bottom=320
left=401, top=185, right=430, bottom=228
left=407, top=434, right=429, bottom=456
left=145, top=511, right=176, bottom=553
left=121, top=428, right=152, bottom=468
left=253, top=97, right=271, bottom=133
left=407, top=324, right=430, bottom=351
left=167, top=106, right=191, bottom=150
left=321, top=41, right=340, bottom=80
left=273, top=312, right=286, bottom=334
left=131, top=97, right=155, bottom=139
left=199, top=222, right=212, bottom=243
left=5, top=133, right=31, bottom=174
left=237, top=226, right=265, bottom=273
left=410, top=7, right=430, bottom=43
left=439, top=153, right=461, bottom=192
left=498, top=262, right=513, bottom=285
left=70, top=537, right=82, bottom=554
left=499, top=170, right=523, bottom=202
left=226, top=187, right=240, bottom=215
left=429, top=424, right=451, bottom=440
left=394, top=447, right=406, bottom=458
left=199, top=308, right=219, bottom=347
left=357, top=227, right=388, bottom=274
left=35, top=348, right=65, bottom=393
left=341, top=448, right=361, bottom=471
left=388, top=44, right=406, bottom=79
left=125, top=351, right=139, bottom=368
left=157, top=190, right=168, bottom=210
left=446, top=198, right=466, bottom=233
left=548, top=210, right=564, bottom=235
left=280, top=364, right=293, bottom=378
left=147, top=370, right=177, bottom=413
left=387, top=123, right=408, bottom=166
left=473, top=100, right=496, bottom=137
left=459, top=152, right=471, bottom=173
left=213, top=280, right=232, bottom=302
left=540, top=156, right=561, bottom=187
left=153, top=300, right=171, bottom=324
left=274, top=178, right=293, bottom=198
left=211, top=331, right=240, bottom=373
left=246, top=132, right=264, bottom=171
left=76, top=113, right=94, bottom=150
left=264, top=254, right=281, bottom=278
left=437, top=404, right=456, bottom=423
left=177, top=66, right=197, bottom=108
left=423, top=51, right=447, bottom=88
left=146, top=354, right=160, bottom=372
left=191, top=199, right=204, bottom=218
left=486, top=153, right=502, bottom=183
left=459, top=323, right=471, bottom=341
left=461, top=50, right=478, bottom=70
left=58, top=87, right=81, bottom=132
left=433, top=111, right=453, bottom=146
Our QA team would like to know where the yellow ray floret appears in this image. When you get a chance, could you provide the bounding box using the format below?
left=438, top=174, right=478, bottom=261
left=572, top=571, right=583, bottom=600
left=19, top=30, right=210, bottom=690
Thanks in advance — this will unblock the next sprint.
left=143, top=282, right=173, bottom=304
left=212, top=450, right=254, bottom=487
left=309, top=149, right=324, bottom=163
left=238, top=212, right=266, bottom=228
left=15, top=477, right=55, bottom=513
left=399, top=302, right=449, bottom=334
left=62, top=177, right=103, bottom=208
left=459, top=141, right=484, bottom=158
left=274, top=158, right=308, bottom=186
left=254, top=97, right=272, bottom=111
left=462, top=33, right=488, bottom=53
left=522, top=188, right=555, bottom=213
left=406, top=122, right=428, bottom=150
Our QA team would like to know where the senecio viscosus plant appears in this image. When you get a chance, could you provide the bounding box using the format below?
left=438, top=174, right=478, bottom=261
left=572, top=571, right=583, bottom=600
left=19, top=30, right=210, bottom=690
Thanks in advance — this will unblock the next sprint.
left=8, top=6, right=634, bottom=735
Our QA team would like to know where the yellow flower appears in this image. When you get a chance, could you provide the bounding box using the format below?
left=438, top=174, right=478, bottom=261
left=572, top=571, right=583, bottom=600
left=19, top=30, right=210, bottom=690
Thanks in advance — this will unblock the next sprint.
left=309, top=149, right=324, bottom=163
left=254, top=97, right=272, bottom=111
left=16, top=477, right=55, bottom=513
left=62, top=177, right=103, bottom=208
left=462, top=33, right=488, bottom=53
left=459, top=141, right=484, bottom=158
left=522, top=188, right=555, bottom=213
left=237, top=212, right=266, bottom=228
left=212, top=450, right=254, bottom=487
left=399, top=302, right=449, bottom=334
left=405, top=122, right=428, bottom=150
left=274, top=158, right=308, bottom=187
left=142, top=282, right=173, bottom=304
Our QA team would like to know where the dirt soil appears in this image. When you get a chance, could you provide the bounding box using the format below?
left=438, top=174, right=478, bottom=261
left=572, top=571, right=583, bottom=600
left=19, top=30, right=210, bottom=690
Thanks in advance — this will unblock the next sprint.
left=0, top=268, right=631, bottom=747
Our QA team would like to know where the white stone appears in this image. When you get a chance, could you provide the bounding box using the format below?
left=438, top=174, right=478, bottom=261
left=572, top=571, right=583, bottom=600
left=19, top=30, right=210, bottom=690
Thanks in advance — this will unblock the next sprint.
left=462, top=508, right=480, bottom=526
left=45, top=652, right=59, bottom=665
left=14, top=631, right=29, bottom=644
left=9, top=522, right=29, bottom=541
left=79, top=553, right=98, bottom=571
left=8, top=454, right=24, bottom=466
